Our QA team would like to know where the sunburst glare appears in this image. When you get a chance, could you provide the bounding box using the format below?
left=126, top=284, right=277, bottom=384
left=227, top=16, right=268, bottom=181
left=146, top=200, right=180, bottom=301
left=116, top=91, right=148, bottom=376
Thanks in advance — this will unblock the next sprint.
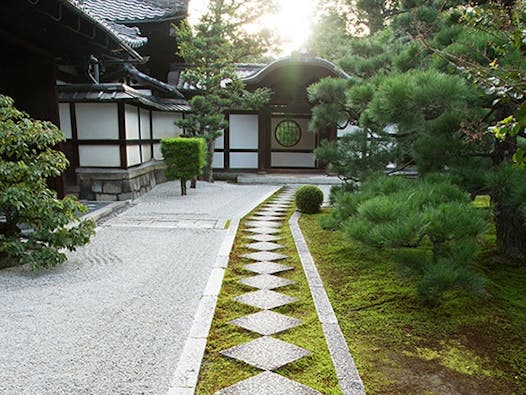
left=188, top=0, right=318, bottom=57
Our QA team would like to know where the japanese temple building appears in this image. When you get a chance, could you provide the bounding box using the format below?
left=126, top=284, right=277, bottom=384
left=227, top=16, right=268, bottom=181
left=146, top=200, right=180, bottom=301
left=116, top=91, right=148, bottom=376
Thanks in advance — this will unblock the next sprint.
left=1, top=0, right=349, bottom=201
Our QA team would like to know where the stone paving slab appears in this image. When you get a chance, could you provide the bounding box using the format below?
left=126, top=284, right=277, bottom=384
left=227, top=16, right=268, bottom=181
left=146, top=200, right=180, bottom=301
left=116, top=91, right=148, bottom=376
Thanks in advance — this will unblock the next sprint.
left=257, top=208, right=288, bottom=214
left=244, top=220, right=282, bottom=228
left=246, top=242, right=284, bottom=251
left=240, top=274, right=295, bottom=290
left=229, top=310, right=303, bottom=335
left=214, top=371, right=322, bottom=395
left=262, top=205, right=290, bottom=210
left=260, top=203, right=289, bottom=208
left=220, top=336, right=310, bottom=371
left=241, top=251, right=288, bottom=261
left=243, top=261, right=293, bottom=275
left=245, top=227, right=281, bottom=235
left=234, top=290, right=298, bottom=310
left=249, top=215, right=285, bottom=221
left=245, top=234, right=282, bottom=242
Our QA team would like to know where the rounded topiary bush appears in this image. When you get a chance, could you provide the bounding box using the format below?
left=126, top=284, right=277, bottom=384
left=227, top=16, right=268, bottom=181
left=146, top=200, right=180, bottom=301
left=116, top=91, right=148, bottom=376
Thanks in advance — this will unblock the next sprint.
left=295, top=185, right=324, bottom=214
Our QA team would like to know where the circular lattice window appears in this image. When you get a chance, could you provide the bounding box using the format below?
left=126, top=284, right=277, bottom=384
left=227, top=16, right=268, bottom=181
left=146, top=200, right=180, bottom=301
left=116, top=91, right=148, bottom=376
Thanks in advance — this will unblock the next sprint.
left=275, top=120, right=301, bottom=147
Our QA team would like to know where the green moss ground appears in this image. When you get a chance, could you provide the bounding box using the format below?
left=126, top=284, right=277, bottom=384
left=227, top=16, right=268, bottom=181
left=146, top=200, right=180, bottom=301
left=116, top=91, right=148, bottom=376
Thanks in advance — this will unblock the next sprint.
left=195, top=192, right=341, bottom=394
left=299, top=210, right=526, bottom=394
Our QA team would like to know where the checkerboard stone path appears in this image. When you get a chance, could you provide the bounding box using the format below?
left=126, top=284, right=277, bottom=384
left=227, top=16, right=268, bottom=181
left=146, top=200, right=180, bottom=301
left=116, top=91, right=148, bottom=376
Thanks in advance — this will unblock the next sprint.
left=216, top=189, right=322, bottom=395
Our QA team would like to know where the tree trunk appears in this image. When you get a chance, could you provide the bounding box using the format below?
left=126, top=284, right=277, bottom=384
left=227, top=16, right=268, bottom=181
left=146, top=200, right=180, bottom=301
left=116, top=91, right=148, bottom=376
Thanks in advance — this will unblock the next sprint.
left=180, top=178, right=187, bottom=196
left=491, top=136, right=526, bottom=258
left=493, top=198, right=526, bottom=258
left=190, top=177, right=197, bottom=189
left=204, top=139, right=216, bottom=183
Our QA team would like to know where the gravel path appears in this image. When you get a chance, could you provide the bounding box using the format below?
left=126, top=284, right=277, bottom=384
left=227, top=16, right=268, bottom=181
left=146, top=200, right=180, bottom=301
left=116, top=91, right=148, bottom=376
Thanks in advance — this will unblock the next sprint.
left=0, top=181, right=277, bottom=394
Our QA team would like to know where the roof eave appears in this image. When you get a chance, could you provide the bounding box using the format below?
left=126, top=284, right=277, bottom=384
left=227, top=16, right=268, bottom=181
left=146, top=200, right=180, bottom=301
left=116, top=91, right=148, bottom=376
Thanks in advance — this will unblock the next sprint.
left=60, top=0, right=145, bottom=63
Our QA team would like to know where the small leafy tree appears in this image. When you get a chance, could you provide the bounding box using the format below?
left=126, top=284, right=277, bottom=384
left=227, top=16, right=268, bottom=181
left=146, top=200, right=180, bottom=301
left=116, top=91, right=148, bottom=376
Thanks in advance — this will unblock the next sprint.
left=161, top=137, right=206, bottom=196
left=0, top=95, right=95, bottom=269
left=175, top=0, right=274, bottom=182
left=335, top=176, right=488, bottom=305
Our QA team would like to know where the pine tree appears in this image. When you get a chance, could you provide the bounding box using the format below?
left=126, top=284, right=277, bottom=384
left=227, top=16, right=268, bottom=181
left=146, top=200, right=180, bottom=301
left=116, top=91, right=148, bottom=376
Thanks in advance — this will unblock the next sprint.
left=175, top=0, right=274, bottom=182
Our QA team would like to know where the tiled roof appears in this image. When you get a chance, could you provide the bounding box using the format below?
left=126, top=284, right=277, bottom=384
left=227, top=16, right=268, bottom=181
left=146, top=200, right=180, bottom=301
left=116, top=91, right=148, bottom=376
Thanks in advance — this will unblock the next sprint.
left=58, top=84, right=190, bottom=112
left=65, top=0, right=147, bottom=49
left=169, top=64, right=267, bottom=91
left=79, top=0, right=187, bottom=23
left=66, top=1, right=188, bottom=49
left=105, top=21, right=148, bottom=48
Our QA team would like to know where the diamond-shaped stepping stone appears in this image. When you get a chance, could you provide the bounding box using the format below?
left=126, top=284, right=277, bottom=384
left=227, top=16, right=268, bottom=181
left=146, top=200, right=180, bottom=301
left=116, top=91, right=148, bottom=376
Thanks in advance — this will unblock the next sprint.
left=263, top=204, right=290, bottom=209
left=245, top=227, right=280, bottom=234
left=259, top=207, right=288, bottom=212
left=246, top=242, right=284, bottom=251
left=256, top=211, right=287, bottom=217
left=240, top=274, right=294, bottom=290
left=229, top=310, right=303, bottom=335
left=243, top=261, right=292, bottom=274
left=220, top=336, right=310, bottom=371
left=245, top=233, right=282, bottom=241
left=215, top=371, right=322, bottom=395
left=245, top=234, right=282, bottom=242
left=235, top=290, right=298, bottom=310
left=249, top=215, right=284, bottom=222
left=244, top=221, right=281, bottom=228
left=241, top=251, right=288, bottom=261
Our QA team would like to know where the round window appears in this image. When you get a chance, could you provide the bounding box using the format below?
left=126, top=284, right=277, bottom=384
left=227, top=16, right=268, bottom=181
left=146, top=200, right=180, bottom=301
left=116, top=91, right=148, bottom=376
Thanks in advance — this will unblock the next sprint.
left=275, top=120, right=301, bottom=147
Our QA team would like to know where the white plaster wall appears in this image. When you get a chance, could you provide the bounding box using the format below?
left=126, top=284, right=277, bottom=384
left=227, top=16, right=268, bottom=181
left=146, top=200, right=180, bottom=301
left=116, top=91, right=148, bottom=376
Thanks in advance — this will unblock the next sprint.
left=79, top=146, right=120, bottom=167
left=271, top=117, right=315, bottom=150
left=212, top=152, right=224, bottom=169
left=140, top=109, right=151, bottom=139
left=230, top=152, right=258, bottom=169
left=215, top=133, right=224, bottom=150
left=271, top=152, right=315, bottom=168
left=76, top=103, right=119, bottom=140
left=229, top=114, right=258, bottom=149
left=58, top=103, right=72, bottom=139
left=142, top=143, right=152, bottom=162
left=127, top=145, right=141, bottom=167
left=337, top=124, right=361, bottom=137
left=152, top=112, right=182, bottom=139
left=153, top=143, right=162, bottom=160
left=125, top=105, right=140, bottom=140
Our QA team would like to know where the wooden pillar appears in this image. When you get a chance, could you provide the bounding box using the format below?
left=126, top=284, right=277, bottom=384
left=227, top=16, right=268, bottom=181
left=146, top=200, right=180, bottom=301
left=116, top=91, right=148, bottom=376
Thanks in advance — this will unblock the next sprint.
left=258, top=108, right=271, bottom=173
left=224, top=113, right=230, bottom=170
left=118, top=103, right=128, bottom=169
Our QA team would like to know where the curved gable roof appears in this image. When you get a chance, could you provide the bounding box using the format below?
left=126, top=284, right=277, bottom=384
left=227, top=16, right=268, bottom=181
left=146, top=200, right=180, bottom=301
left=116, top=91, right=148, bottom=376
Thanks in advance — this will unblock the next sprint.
left=242, top=56, right=351, bottom=85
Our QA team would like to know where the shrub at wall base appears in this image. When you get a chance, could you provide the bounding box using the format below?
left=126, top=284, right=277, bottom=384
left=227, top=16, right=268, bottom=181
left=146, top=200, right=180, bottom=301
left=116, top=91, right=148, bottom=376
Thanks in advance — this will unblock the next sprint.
left=0, top=95, right=95, bottom=270
left=161, top=137, right=206, bottom=195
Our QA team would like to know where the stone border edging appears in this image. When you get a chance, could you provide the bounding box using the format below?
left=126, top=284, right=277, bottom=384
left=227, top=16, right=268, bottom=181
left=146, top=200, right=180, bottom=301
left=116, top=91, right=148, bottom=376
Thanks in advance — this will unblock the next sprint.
left=80, top=200, right=132, bottom=224
left=289, top=212, right=366, bottom=395
left=167, top=187, right=281, bottom=395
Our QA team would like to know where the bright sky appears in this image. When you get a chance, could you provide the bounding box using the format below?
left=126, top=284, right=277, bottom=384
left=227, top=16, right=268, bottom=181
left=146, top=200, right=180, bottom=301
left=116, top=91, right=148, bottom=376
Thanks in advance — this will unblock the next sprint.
left=188, top=0, right=318, bottom=56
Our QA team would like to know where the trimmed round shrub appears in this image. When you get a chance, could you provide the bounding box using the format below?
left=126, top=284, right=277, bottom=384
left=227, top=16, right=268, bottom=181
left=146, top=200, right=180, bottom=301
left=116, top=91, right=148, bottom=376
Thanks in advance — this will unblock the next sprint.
left=295, top=185, right=324, bottom=214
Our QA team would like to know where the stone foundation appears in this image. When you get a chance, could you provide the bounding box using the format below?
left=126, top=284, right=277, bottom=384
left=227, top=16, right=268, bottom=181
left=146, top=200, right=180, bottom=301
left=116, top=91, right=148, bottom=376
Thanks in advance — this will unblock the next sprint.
left=77, top=161, right=167, bottom=201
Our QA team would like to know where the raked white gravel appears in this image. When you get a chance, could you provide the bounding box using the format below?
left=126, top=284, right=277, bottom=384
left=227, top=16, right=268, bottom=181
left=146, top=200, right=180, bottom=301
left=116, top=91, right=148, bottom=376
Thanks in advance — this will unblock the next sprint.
left=0, top=181, right=277, bottom=394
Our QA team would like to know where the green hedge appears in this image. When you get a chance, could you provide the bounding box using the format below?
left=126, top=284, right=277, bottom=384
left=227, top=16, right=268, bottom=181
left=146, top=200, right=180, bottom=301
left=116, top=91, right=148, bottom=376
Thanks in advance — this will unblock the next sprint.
left=161, top=137, right=206, bottom=195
